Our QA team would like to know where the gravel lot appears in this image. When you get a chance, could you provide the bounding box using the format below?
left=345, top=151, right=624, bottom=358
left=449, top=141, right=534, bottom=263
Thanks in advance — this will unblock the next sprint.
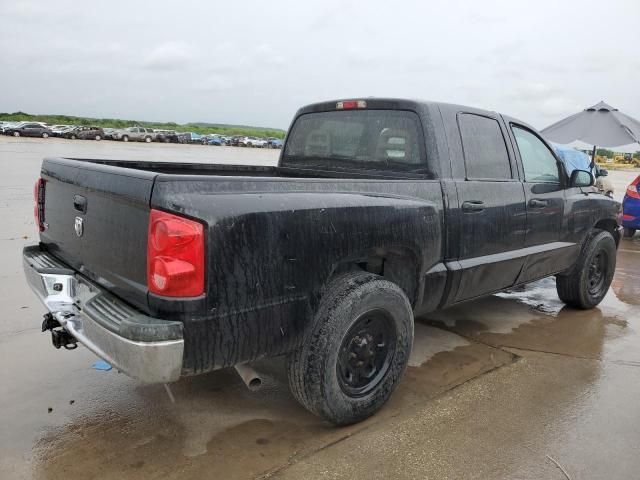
left=1, top=136, right=639, bottom=479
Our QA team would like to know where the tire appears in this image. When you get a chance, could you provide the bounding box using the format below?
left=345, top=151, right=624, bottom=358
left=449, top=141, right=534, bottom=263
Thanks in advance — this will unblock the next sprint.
left=556, top=230, right=617, bottom=309
left=71, top=134, right=77, bottom=140
left=13, top=131, right=20, bottom=137
left=122, top=135, right=129, bottom=142
left=95, top=135, right=101, bottom=141
left=42, top=132, right=49, bottom=138
left=624, top=227, right=636, bottom=238
left=144, top=136, right=152, bottom=143
left=287, top=271, right=414, bottom=425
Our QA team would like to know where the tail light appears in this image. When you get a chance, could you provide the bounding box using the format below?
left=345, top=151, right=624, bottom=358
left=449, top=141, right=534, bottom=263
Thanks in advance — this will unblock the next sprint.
left=33, top=178, right=46, bottom=232
left=626, top=175, right=640, bottom=199
left=147, top=209, right=205, bottom=297
left=336, top=100, right=367, bottom=110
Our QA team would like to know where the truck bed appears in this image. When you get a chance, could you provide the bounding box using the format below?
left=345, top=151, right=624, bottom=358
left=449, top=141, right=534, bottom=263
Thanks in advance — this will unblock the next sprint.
left=61, top=157, right=280, bottom=176
left=38, top=155, right=446, bottom=373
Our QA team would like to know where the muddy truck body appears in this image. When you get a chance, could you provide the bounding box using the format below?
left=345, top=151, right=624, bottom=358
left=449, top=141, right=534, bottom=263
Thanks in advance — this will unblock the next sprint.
left=24, top=98, right=621, bottom=424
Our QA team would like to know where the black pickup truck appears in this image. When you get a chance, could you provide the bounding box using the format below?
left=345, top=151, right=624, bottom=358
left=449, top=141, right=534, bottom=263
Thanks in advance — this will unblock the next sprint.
left=23, top=98, right=621, bottom=425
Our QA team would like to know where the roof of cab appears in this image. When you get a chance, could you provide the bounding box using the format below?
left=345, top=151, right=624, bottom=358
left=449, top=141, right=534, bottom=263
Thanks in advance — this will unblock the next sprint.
left=295, top=97, right=531, bottom=129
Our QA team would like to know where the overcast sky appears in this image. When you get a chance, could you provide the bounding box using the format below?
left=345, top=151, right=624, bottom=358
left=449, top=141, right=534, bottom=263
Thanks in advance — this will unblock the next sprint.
left=0, top=0, right=638, bottom=131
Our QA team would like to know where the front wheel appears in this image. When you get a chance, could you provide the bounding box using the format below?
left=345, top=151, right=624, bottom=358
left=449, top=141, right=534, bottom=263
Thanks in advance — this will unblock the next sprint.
left=42, top=132, right=49, bottom=138
left=70, top=134, right=77, bottom=140
left=95, top=135, right=101, bottom=141
left=13, top=131, right=20, bottom=137
left=556, top=230, right=616, bottom=309
left=624, top=227, right=636, bottom=238
left=144, top=136, right=152, bottom=143
left=287, top=271, right=413, bottom=425
left=122, top=135, right=129, bottom=142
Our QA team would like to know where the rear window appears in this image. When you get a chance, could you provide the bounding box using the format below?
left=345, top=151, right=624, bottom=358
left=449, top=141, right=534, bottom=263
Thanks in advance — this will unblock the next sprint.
left=282, top=110, right=427, bottom=175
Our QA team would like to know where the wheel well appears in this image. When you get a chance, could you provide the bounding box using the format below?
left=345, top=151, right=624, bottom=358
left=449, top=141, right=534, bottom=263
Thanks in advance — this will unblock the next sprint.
left=326, top=249, right=419, bottom=307
left=594, top=218, right=620, bottom=245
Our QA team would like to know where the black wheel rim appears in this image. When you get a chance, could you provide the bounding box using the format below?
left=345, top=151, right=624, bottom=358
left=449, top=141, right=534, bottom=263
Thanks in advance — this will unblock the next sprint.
left=587, top=249, right=608, bottom=296
left=337, top=309, right=396, bottom=397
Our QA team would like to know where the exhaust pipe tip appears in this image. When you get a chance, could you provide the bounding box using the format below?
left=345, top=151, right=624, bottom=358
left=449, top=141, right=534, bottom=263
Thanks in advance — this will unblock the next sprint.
left=234, top=363, right=263, bottom=391
left=248, top=377, right=262, bottom=390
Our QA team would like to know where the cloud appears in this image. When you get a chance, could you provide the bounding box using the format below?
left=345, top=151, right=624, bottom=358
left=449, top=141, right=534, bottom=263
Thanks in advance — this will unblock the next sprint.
left=142, top=42, right=195, bottom=71
left=254, top=44, right=286, bottom=67
left=193, top=74, right=235, bottom=92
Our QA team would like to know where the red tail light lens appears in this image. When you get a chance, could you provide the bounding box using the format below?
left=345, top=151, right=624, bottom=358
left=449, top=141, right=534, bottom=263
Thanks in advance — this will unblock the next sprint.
left=34, top=178, right=45, bottom=232
left=336, top=100, right=367, bottom=110
left=147, top=209, right=204, bottom=297
left=626, top=175, right=640, bottom=199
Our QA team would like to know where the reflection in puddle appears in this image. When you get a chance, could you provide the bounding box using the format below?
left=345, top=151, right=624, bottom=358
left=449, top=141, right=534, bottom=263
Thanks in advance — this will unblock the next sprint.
left=409, top=324, right=469, bottom=367
left=427, top=295, right=544, bottom=335
left=496, top=277, right=564, bottom=315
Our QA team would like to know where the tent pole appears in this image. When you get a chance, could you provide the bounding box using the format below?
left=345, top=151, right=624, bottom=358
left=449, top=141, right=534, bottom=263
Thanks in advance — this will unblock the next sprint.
left=590, top=145, right=597, bottom=170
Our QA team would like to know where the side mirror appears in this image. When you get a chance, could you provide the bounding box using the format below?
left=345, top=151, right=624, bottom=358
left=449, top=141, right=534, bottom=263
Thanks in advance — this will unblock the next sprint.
left=570, top=169, right=594, bottom=188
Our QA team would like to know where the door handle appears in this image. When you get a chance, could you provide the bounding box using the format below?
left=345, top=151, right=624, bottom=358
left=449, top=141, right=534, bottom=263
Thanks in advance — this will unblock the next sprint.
left=462, top=200, right=485, bottom=213
left=528, top=199, right=548, bottom=208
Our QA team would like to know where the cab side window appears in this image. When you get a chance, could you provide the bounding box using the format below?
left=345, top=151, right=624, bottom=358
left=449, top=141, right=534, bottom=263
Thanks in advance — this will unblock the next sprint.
left=458, top=113, right=512, bottom=180
left=512, top=126, right=560, bottom=183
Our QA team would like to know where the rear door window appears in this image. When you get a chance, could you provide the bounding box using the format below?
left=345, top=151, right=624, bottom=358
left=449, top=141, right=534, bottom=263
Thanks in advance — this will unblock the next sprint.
left=458, top=113, right=512, bottom=180
left=282, top=109, right=428, bottom=175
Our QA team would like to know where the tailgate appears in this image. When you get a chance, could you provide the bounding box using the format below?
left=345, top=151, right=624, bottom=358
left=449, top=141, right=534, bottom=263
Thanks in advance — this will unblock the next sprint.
left=39, top=158, right=156, bottom=312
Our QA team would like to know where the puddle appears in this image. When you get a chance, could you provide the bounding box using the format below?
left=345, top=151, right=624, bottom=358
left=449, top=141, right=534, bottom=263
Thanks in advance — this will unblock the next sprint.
left=427, top=295, right=543, bottom=335
left=409, top=324, right=469, bottom=367
left=496, top=277, right=565, bottom=315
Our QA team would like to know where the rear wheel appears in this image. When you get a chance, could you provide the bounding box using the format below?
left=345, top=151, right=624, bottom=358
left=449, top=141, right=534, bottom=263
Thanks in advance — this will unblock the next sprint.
left=70, top=134, right=77, bottom=140
left=624, top=227, right=636, bottom=238
left=41, top=132, right=49, bottom=138
left=556, top=230, right=616, bottom=309
left=287, top=271, right=413, bottom=425
left=145, top=136, right=152, bottom=143
left=122, top=135, right=129, bottom=142
left=13, top=131, right=20, bottom=137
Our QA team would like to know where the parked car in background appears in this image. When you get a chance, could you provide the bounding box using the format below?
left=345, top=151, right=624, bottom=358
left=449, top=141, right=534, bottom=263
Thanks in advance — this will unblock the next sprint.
left=155, top=130, right=179, bottom=143
left=50, top=125, right=72, bottom=137
left=183, top=132, right=203, bottom=143
left=622, top=175, right=640, bottom=238
left=239, top=136, right=267, bottom=147
left=201, top=134, right=224, bottom=146
left=0, top=122, right=20, bottom=134
left=230, top=136, right=243, bottom=146
left=4, top=122, right=52, bottom=138
left=64, top=126, right=104, bottom=141
left=112, top=127, right=156, bottom=142
left=102, top=128, right=117, bottom=140
left=267, top=137, right=283, bottom=149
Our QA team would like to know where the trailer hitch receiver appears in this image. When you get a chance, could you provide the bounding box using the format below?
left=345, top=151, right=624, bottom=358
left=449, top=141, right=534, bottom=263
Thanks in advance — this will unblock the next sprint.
left=42, top=312, right=78, bottom=350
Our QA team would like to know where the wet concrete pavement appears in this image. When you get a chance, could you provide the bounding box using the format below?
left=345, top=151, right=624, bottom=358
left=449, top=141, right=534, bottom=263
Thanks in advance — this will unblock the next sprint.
left=1, top=137, right=639, bottom=479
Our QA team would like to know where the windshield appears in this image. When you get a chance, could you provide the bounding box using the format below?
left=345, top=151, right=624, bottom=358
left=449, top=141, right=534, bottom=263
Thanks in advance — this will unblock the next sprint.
left=282, top=109, right=427, bottom=175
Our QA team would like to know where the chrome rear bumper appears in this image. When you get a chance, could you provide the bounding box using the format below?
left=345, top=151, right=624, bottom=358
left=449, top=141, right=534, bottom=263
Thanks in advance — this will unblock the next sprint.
left=23, top=245, right=184, bottom=383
